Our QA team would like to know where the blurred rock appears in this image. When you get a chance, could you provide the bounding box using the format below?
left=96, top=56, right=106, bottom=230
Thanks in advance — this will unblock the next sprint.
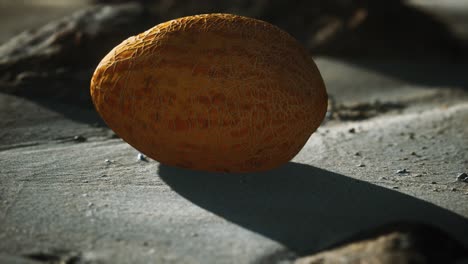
left=97, top=0, right=465, bottom=59
left=0, top=3, right=154, bottom=105
left=296, top=223, right=468, bottom=264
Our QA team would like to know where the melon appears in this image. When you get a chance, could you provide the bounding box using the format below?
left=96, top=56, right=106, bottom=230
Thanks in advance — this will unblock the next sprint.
left=90, top=13, right=328, bottom=172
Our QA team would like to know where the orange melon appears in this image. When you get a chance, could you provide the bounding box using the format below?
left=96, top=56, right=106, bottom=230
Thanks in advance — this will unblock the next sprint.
left=90, top=13, right=327, bottom=173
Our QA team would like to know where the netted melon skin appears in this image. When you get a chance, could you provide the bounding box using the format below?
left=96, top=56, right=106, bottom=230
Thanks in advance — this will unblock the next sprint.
left=91, top=13, right=327, bottom=173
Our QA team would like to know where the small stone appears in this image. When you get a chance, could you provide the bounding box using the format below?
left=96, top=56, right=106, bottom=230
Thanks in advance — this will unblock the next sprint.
left=392, top=186, right=399, bottom=189
left=73, top=135, right=87, bottom=142
left=410, top=152, right=417, bottom=156
left=456, top=172, right=468, bottom=182
left=408, top=133, right=415, bottom=139
left=88, top=202, right=94, bottom=207
left=190, top=232, right=198, bottom=237
left=143, top=241, right=149, bottom=246
left=105, top=159, right=114, bottom=164
left=354, top=152, right=361, bottom=156
left=414, top=174, right=422, bottom=177
left=82, top=193, right=88, bottom=197
left=82, top=180, right=89, bottom=183
left=396, top=169, right=409, bottom=174
left=431, top=181, right=437, bottom=184
left=421, top=146, right=427, bottom=150
left=451, top=188, right=457, bottom=192
left=109, top=133, right=120, bottom=139
left=357, top=163, right=365, bottom=167
left=402, top=157, right=408, bottom=160
left=348, top=128, right=356, bottom=133
left=137, top=153, right=148, bottom=162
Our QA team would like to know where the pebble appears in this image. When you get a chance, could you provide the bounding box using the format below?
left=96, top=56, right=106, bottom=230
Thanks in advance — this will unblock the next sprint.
left=137, top=153, right=148, bottom=162
left=348, top=128, right=356, bottom=133
left=410, top=152, right=417, bottom=156
left=456, top=172, right=468, bottom=182
left=105, top=159, right=114, bottom=164
left=73, top=135, right=87, bottom=143
left=357, top=163, right=365, bottom=167
left=431, top=181, right=437, bottom=184
left=109, top=133, right=120, bottom=139
left=396, top=169, right=409, bottom=174
left=354, top=152, right=361, bottom=156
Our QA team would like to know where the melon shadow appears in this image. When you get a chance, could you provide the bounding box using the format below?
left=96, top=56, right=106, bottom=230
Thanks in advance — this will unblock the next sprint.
left=158, top=162, right=468, bottom=255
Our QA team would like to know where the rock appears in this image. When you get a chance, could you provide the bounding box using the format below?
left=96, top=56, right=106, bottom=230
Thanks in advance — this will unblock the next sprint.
left=457, top=172, right=468, bottom=182
left=97, top=0, right=465, bottom=60
left=332, top=101, right=406, bottom=121
left=0, top=3, right=154, bottom=104
left=296, top=224, right=468, bottom=264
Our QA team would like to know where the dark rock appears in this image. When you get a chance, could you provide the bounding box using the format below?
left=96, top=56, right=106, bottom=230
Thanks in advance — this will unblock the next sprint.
left=396, top=169, right=409, bottom=174
left=23, top=249, right=82, bottom=264
left=331, top=101, right=406, bottom=121
left=73, top=135, right=87, bottom=143
left=457, top=172, right=468, bottom=182
left=96, top=0, right=466, bottom=61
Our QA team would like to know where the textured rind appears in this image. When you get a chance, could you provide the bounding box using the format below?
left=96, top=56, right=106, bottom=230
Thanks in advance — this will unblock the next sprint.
left=90, top=13, right=328, bottom=172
